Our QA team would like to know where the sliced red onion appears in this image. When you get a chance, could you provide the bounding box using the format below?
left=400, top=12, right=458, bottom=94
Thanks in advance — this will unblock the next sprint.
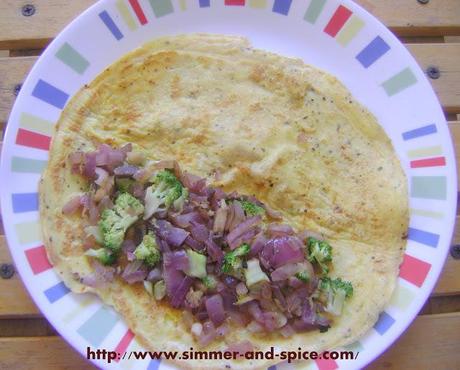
left=122, top=260, right=148, bottom=284
left=114, top=164, right=138, bottom=177
left=120, top=143, right=133, bottom=154
left=235, top=282, right=248, bottom=296
left=205, top=237, right=224, bottom=263
left=205, top=294, right=225, bottom=326
left=271, top=262, right=305, bottom=282
left=184, top=235, right=204, bottom=251
left=181, top=172, right=207, bottom=194
left=147, top=267, right=162, bottom=282
left=170, top=212, right=202, bottom=228
left=262, top=311, right=287, bottom=330
left=170, top=276, right=194, bottom=308
left=98, top=195, right=113, bottom=212
left=163, top=258, right=184, bottom=296
left=228, top=227, right=258, bottom=250
left=121, top=239, right=136, bottom=256
left=69, top=151, right=84, bottom=174
left=62, top=195, right=83, bottom=215
left=262, top=236, right=305, bottom=269
left=164, top=250, right=189, bottom=272
left=213, top=205, right=227, bottom=234
left=210, top=188, right=226, bottom=210
left=80, top=262, right=115, bottom=287
left=199, top=321, right=217, bottom=346
left=83, top=152, right=97, bottom=179
left=247, top=320, right=264, bottom=333
left=131, top=183, right=145, bottom=199
left=156, top=220, right=189, bottom=248
left=95, top=167, right=109, bottom=186
left=226, top=216, right=261, bottom=248
left=226, top=341, right=254, bottom=355
left=267, top=223, right=294, bottom=237
left=225, top=201, right=246, bottom=232
left=280, top=323, right=295, bottom=338
left=190, top=222, right=209, bottom=243
left=249, top=232, right=267, bottom=257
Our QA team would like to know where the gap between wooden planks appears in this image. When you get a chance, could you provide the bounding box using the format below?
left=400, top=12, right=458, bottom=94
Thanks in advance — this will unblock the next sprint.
left=0, top=313, right=458, bottom=370
left=0, top=0, right=460, bottom=50
left=0, top=42, right=459, bottom=126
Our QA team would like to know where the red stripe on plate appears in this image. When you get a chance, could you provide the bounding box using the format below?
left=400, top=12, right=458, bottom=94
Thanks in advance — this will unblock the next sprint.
left=129, top=0, right=148, bottom=25
left=225, top=0, right=245, bottom=5
left=25, top=246, right=52, bottom=274
left=16, top=128, right=51, bottom=151
left=399, top=254, right=431, bottom=287
left=114, top=329, right=135, bottom=362
left=324, top=5, right=352, bottom=37
left=315, top=358, right=338, bottom=370
left=410, top=156, right=446, bottom=168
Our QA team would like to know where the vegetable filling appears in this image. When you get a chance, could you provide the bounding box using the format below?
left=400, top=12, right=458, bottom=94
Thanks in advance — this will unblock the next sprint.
left=64, top=143, right=354, bottom=345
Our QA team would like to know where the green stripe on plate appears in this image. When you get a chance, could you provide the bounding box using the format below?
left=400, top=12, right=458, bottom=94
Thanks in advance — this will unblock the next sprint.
left=407, top=145, right=443, bottom=159
left=410, top=208, right=444, bottom=219
left=336, top=16, right=365, bottom=46
left=116, top=0, right=138, bottom=30
left=55, top=43, right=90, bottom=75
left=382, top=67, right=417, bottom=96
left=390, top=284, right=415, bottom=310
left=19, top=112, right=54, bottom=136
left=15, top=221, right=41, bottom=245
left=11, top=157, right=47, bottom=173
left=77, top=306, right=119, bottom=346
left=411, top=176, right=447, bottom=200
left=304, top=0, right=327, bottom=24
left=249, top=0, right=267, bottom=8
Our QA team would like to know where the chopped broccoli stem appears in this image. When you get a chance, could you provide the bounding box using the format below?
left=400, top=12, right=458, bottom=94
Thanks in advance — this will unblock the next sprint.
left=244, top=259, right=269, bottom=287
left=99, top=193, right=144, bottom=251
left=153, top=280, right=166, bottom=300
left=85, top=248, right=117, bottom=265
left=307, top=237, right=332, bottom=274
left=185, top=249, right=207, bottom=278
left=319, top=277, right=353, bottom=316
left=144, top=170, right=188, bottom=220
left=134, top=233, right=161, bottom=267
left=222, top=243, right=250, bottom=274
left=239, top=200, right=265, bottom=217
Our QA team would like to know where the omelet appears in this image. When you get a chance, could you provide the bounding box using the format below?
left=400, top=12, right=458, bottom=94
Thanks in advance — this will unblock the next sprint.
left=39, top=34, right=408, bottom=369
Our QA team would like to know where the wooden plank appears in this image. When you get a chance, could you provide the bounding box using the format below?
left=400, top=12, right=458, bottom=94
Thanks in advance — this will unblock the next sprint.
left=367, top=313, right=460, bottom=370
left=0, top=318, right=56, bottom=337
left=0, top=56, right=35, bottom=124
left=407, top=43, right=460, bottom=114
left=356, top=0, right=460, bottom=36
left=0, top=236, right=40, bottom=317
left=0, top=336, right=96, bottom=370
left=0, top=0, right=459, bottom=49
left=0, top=0, right=95, bottom=49
left=1, top=43, right=459, bottom=124
left=0, top=313, right=458, bottom=369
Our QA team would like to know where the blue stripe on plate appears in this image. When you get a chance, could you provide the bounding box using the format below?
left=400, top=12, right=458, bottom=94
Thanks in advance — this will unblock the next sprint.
left=99, top=10, right=124, bottom=40
left=44, top=281, right=70, bottom=303
left=402, top=124, right=437, bottom=141
left=31, top=80, right=69, bottom=109
left=272, top=0, right=292, bottom=15
left=199, top=0, right=210, bottom=7
left=356, top=36, right=390, bottom=68
left=147, top=360, right=161, bottom=370
left=12, top=193, right=38, bottom=213
left=374, top=311, right=395, bottom=335
left=408, top=227, right=439, bottom=248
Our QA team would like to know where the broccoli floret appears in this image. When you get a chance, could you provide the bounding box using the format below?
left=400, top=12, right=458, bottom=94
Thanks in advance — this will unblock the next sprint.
left=307, top=237, right=332, bottom=274
left=134, top=234, right=161, bottom=266
left=222, top=243, right=250, bottom=274
left=115, top=178, right=134, bottom=193
left=144, top=170, right=188, bottom=220
left=319, top=277, right=353, bottom=316
left=99, top=193, right=144, bottom=251
left=295, top=271, right=310, bottom=283
left=239, top=200, right=265, bottom=217
left=202, top=275, right=218, bottom=290
left=85, top=248, right=117, bottom=265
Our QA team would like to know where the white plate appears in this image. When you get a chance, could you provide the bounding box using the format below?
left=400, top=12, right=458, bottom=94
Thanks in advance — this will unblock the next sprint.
left=0, top=1, right=456, bottom=369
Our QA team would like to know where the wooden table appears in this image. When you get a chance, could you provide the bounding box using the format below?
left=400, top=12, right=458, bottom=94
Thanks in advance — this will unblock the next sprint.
left=0, top=1, right=459, bottom=369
